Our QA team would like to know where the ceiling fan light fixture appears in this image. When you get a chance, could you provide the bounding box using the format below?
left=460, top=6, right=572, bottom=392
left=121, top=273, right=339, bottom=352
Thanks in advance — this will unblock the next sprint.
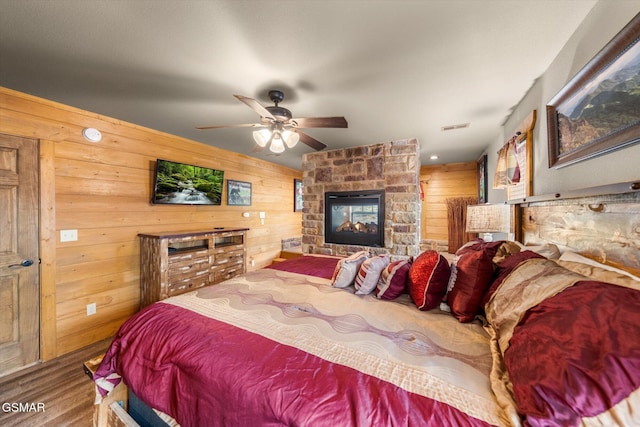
left=282, top=130, right=299, bottom=148
left=253, top=129, right=271, bottom=147
left=198, top=91, right=341, bottom=153
left=269, top=133, right=286, bottom=154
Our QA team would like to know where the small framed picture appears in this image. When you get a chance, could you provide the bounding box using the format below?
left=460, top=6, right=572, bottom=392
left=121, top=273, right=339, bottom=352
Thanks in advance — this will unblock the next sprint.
left=294, top=179, right=304, bottom=212
left=227, top=180, right=251, bottom=206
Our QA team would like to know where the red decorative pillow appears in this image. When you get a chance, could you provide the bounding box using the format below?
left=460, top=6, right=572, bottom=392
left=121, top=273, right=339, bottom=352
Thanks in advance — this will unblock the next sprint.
left=408, top=251, right=451, bottom=310
left=446, top=250, right=495, bottom=322
left=376, top=258, right=412, bottom=300
left=504, top=280, right=640, bottom=425
left=442, top=240, right=529, bottom=322
left=455, top=239, right=483, bottom=255
left=456, top=240, right=507, bottom=259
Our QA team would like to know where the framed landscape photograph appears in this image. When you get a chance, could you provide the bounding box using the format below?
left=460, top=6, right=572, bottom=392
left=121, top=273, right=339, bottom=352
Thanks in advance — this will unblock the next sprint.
left=547, top=15, right=640, bottom=168
left=294, top=179, right=304, bottom=212
left=227, top=180, right=251, bottom=206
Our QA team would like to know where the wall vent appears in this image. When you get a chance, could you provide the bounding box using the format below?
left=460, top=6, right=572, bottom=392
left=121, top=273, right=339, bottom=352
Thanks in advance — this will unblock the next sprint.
left=441, top=122, right=470, bottom=131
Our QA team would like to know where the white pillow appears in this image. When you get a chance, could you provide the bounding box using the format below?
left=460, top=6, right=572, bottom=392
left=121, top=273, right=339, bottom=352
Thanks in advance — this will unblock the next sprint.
left=354, top=255, right=390, bottom=295
left=558, top=250, right=639, bottom=281
left=331, top=251, right=369, bottom=288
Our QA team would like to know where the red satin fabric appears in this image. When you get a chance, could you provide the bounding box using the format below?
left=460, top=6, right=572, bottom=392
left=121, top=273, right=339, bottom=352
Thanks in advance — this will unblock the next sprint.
left=447, top=250, right=495, bottom=322
left=504, top=280, right=640, bottom=426
left=266, top=255, right=339, bottom=279
left=408, top=250, right=451, bottom=310
left=97, top=303, right=495, bottom=427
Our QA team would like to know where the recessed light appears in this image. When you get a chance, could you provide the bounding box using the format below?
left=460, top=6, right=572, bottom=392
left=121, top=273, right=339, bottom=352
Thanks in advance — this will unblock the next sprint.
left=429, top=155, right=439, bottom=160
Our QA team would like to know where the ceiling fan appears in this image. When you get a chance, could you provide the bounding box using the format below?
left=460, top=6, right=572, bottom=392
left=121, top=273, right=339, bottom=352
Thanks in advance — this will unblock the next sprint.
left=196, top=90, right=347, bottom=154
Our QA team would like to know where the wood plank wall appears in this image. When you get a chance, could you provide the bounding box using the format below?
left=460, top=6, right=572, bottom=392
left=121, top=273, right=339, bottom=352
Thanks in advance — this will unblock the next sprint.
left=0, top=87, right=302, bottom=359
left=420, top=162, right=478, bottom=242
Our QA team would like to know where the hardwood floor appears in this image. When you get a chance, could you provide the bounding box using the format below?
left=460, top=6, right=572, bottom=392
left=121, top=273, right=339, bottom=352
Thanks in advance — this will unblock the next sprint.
left=0, top=338, right=111, bottom=427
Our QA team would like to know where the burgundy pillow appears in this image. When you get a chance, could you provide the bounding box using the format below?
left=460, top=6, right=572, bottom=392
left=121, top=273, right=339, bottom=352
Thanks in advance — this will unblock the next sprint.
left=455, top=239, right=483, bottom=255
left=457, top=240, right=508, bottom=259
left=376, top=259, right=412, bottom=300
left=504, top=280, right=640, bottom=425
left=480, top=250, right=546, bottom=309
left=446, top=250, right=495, bottom=322
left=408, top=251, right=451, bottom=310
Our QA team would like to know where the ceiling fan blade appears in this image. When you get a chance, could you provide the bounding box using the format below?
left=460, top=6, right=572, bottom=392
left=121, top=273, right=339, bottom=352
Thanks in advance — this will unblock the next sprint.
left=196, top=123, right=266, bottom=130
left=234, top=95, right=276, bottom=121
left=252, top=144, right=265, bottom=153
left=292, top=117, right=348, bottom=128
left=296, top=130, right=327, bottom=151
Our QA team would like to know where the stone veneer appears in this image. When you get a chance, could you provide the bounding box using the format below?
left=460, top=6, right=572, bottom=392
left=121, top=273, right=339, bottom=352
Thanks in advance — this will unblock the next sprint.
left=301, top=138, right=421, bottom=259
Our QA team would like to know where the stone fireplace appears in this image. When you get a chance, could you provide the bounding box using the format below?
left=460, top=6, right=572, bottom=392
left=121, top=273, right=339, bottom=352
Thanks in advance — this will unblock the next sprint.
left=325, top=190, right=385, bottom=247
left=301, top=138, right=421, bottom=259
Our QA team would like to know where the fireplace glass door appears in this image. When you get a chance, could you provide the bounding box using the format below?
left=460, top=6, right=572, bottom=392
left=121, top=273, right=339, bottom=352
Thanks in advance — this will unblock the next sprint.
left=324, top=190, right=384, bottom=247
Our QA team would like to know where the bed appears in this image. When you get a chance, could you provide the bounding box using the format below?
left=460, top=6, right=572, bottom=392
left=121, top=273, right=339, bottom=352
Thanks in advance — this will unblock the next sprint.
left=94, top=194, right=640, bottom=427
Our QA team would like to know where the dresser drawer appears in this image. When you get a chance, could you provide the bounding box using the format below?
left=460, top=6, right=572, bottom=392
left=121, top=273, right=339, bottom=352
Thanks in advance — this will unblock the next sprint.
left=168, top=256, right=210, bottom=280
left=212, top=264, right=243, bottom=282
left=212, top=243, right=244, bottom=255
left=168, top=248, right=209, bottom=263
left=213, top=249, right=244, bottom=266
left=167, top=274, right=210, bottom=296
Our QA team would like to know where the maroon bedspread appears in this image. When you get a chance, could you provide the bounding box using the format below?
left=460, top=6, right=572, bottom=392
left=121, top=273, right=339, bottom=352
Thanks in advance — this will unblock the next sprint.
left=95, top=302, right=493, bottom=427
left=266, top=255, right=339, bottom=279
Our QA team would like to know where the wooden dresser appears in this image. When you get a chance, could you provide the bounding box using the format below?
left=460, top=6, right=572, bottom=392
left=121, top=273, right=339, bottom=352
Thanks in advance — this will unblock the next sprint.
left=139, top=228, right=248, bottom=308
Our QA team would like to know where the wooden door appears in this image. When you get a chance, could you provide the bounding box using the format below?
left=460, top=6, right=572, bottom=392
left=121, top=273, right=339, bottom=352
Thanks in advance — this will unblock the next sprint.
left=0, top=133, right=39, bottom=376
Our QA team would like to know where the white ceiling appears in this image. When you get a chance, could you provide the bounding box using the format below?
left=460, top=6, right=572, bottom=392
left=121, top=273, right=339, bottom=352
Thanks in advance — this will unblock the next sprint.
left=0, top=0, right=598, bottom=170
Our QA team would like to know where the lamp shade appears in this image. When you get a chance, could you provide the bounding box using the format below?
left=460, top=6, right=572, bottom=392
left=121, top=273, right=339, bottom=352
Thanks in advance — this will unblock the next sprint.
left=282, top=130, right=299, bottom=148
left=252, top=129, right=271, bottom=147
left=269, top=133, right=285, bottom=153
left=466, top=204, right=511, bottom=233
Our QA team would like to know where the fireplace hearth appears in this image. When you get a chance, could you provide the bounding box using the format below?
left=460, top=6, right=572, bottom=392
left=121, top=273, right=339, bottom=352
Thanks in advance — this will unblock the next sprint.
left=325, top=190, right=385, bottom=247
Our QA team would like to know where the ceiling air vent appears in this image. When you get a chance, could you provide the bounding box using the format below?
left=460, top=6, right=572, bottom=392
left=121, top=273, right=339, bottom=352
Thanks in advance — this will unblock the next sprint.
left=441, top=122, right=470, bottom=132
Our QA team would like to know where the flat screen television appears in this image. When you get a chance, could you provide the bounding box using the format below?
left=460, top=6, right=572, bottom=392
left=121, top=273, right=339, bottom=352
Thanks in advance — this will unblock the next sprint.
left=152, top=159, right=224, bottom=205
